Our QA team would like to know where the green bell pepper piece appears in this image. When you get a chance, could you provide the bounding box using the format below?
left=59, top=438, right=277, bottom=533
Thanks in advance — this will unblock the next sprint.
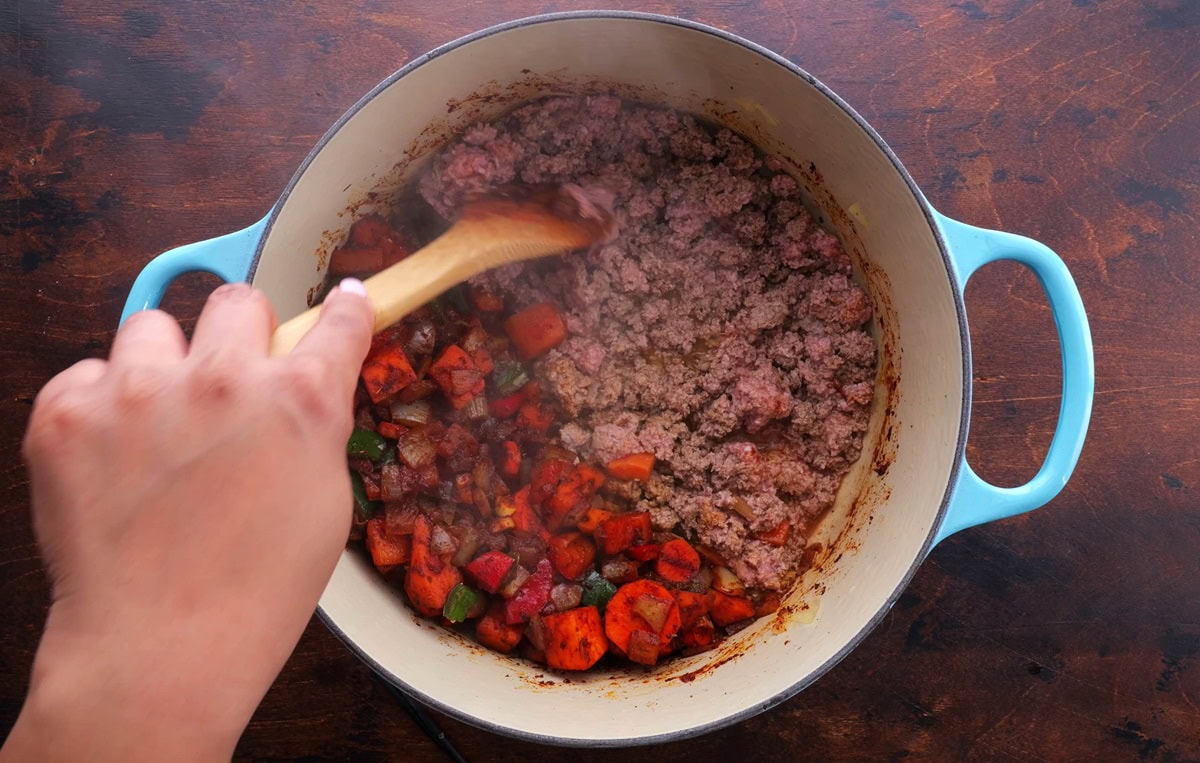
left=350, top=471, right=380, bottom=520
left=347, top=428, right=388, bottom=460
left=580, top=571, right=618, bottom=614
left=442, top=583, right=482, bottom=623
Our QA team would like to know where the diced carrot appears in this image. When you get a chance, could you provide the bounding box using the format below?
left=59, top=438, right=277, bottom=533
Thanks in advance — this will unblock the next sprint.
left=376, top=421, right=404, bottom=440
left=516, top=401, right=554, bottom=433
left=403, top=515, right=462, bottom=617
left=542, top=606, right=608, bottom=671
left=360, top=344, right=417, bottom=403
left=606, top=452, right=656, bottom=482
left=366, top=517, right=411, bottom=569
left=545, top=464, right=606, bottom=530
left=707, top=589, right=756, bottom=627
left=503, top=485, right=540, bottom=537
left=489, top=391, right=526, bottom=419
left=755, top=591, right=783, bottom=617
left=348, top=214, right=395, bottom=247
left=469, top=285, right=506, bottom=313
left=504, top=302, right=566, bottom=360
left=759, top=521, right=791, bottom=547
left=328, top=245, right=384, bottom=278
left=576, top=507, right=612, bottom=535
left=529, top=458, right=570, bottom=508
left=429, top=345, right=485, bottom=409
left=595, top=512, right=652, bottom=556
left=548, top=532, right=596, bottom=580
left=604, top=580, right=681, bottom=653
left=673, top=590, right=709, bottom=630
left=679, top=615, right=716, bottom=650
left=476, top=603, right=524, bottom=654
left=655, top=539, right=701, bottom=583
left=499, top=441, right=521, bottom=479
left=625, top=544, right=661, bottom=562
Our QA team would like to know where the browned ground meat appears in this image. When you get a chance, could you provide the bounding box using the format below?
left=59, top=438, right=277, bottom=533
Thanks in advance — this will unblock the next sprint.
left=418, top=96, right=876, bottom=591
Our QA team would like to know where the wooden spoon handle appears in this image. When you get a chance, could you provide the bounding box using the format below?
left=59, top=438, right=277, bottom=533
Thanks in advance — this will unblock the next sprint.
left=269, top=233, right=472, bottom=356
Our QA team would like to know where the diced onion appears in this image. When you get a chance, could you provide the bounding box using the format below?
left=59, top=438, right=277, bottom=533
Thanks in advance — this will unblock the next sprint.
left=525, top=614, right=547, bottom=652
left=430, top=525, right=457, bottom=555
left=499, top=564, right=531, bottom=598
left=389, top=400, right=431, bottom=427
left=549, top=583, right=583, bottom=613
left=397, top=434, right=436, bottom=469
left=631, top=593, right=671, bottom=632
left=464, top=395, right=488, bottom=420
left=711, top=566, right=746, bottom=596
left=731, top=496, right=755, bottom=521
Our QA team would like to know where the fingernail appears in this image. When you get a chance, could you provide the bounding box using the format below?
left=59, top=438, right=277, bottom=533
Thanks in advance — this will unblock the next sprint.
left=338, top=278, right=368, bottom=297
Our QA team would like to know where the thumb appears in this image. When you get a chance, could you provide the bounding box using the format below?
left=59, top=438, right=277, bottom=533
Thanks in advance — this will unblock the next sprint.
left=289, top=278, right=375, bottom=397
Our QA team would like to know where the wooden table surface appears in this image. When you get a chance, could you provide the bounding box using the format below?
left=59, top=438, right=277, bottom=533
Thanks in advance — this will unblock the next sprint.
left=3, top=1, right=1199, bottom=760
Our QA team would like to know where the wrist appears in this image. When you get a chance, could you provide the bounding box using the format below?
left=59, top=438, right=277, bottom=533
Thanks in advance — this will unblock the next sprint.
left=2, top=609, right=250, bottom=763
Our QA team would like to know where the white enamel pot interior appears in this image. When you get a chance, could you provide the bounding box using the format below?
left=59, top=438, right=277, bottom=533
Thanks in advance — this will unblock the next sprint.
left=122, top=9, right=1092, bottom=745
left=252, top=13, right=964, bottom=746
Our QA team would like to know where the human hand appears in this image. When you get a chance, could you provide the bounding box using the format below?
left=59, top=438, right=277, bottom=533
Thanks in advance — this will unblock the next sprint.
left=2, top=281, right=372, bottom=762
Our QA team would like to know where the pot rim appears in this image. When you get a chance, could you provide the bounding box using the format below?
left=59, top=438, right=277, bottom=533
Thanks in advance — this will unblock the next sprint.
left=270, top=10, right=971, bottom=747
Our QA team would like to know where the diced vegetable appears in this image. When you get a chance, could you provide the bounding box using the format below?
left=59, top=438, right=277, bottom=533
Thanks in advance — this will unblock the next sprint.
left=755, top=591, right=783, bottom=617
left=580, top=571, right=618, bottom=614
left=545, top=464, right=606, bottom=530
left=707, top=589, right=756, bottom=627
left=366, top=517, right=411, bottom=569
left=361, top=344, right=418, bottom=404
left=600, top=558, right=640, bottom=585
left=376, top=421, right=404, bottom=440
left=631, top=592, right=673, bottom=632
left=655, top=539, right=701, bottom=583
left=604, top=580, right=682, bottom=654
left=759, top=521, right=791, bottom=547
left=499, top=441, right=521, bottom=479
left=711, top=566, right=747, bottom=596
left=492, top=361, right=529, bottom=397
left=605, top=452, right=656, bottom=482
left=730, top=496, right=755, bottom=521
left=442, top=583, right=483, bottom=623
left=389, top=399, right=432, bottom=427
left=468, top=285, right=505, bottom=313
left=347, top=428, right=388, bottom=461
left=547, top=532, right=596, bottom=580
left=429, top=345, right=484, bottom=409
left=465, top=550, right=516, bottom=594
left=576, top=507, right=612, bottom=535
left=674, top=590, right=709, bottom=630
left=463, top=394, right=488, bottom=420
left=350, top=471, right=380, bottom=520
left=549, top=582, right=584, bottom=613
left=383, top=501, right=419, bottom=536
left=542, top=606, right=608, bottom=671
left=625, top=629, right=661, bottom=666
left=488, top=390, right=527, bottom=419
left=625, top=543, right=661, bottom=562
left=396, top=432, right=437, bottom=469
left=595, top=512, right=652, bottom=555
left=680, top=615, right=716, bottom=650
left=529, top=458, right=570, bottom=508
left=476, top=603, right=524, bottom=654
left=516, top=401, right=555, bottom=433
left=450, top=527, right=480, bottom=568
left=403, top=515, right=462, bottom=617
left=497, top=564, right=531, bottom=599
left=504, top=302, right=566, bottom=360
left=505, top=558, right=554, bottom=625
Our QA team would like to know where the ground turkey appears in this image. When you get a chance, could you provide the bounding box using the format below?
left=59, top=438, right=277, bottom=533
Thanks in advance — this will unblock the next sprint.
left=419, top=95, right=876, bottom=591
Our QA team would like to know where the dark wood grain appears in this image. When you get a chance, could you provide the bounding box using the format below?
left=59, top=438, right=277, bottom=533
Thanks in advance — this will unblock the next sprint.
left=3, top=1, right=1199, bottom=760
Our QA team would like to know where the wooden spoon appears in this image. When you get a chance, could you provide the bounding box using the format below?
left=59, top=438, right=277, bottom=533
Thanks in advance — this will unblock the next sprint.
left=269, top=184, right=617, bottom=356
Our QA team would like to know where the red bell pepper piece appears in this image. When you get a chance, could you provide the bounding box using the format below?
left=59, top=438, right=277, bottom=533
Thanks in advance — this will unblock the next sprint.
left=548, top=532, right=596, bottom=580
left=466, top=550, right=516, bottom=594
left=625, top=543, right=661, bottom=562
left=499, top=441, right=521, bottom=479
left=505, top=558, right=554, bottom=625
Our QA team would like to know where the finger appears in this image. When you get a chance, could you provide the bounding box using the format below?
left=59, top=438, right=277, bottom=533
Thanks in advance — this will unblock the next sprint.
left=35, top=358, right=109, bottom=407
left=189, top=283, right=276, bottom=361
left=289, top=278, right=374, bottom=398
left=109, top=309, right=187, bottom=366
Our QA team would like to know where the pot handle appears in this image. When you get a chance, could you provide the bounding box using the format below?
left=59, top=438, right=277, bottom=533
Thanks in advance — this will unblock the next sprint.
left=933, top=213, right=1094, bottom=544
left=119, top=215, right=270, bottom=325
